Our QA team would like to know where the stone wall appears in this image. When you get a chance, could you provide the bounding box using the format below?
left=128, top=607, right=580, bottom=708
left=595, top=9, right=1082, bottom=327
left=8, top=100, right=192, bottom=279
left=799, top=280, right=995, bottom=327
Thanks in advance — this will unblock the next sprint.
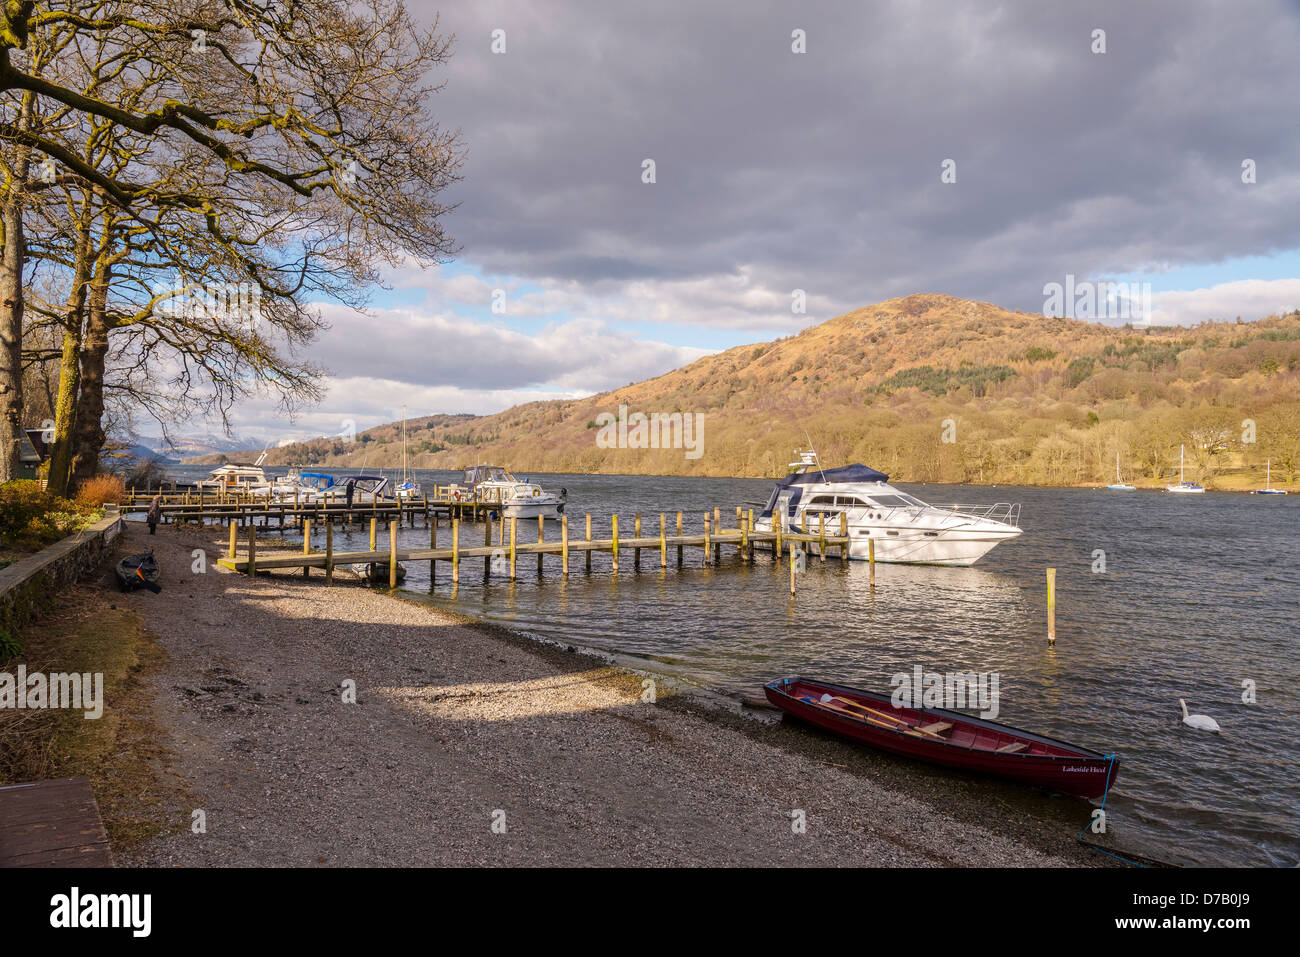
left=0, top=506, right=124, bottom=639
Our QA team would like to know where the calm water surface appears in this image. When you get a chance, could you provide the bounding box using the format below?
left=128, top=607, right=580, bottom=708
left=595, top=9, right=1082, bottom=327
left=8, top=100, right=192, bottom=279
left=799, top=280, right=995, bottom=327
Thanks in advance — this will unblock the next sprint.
left=170, top=465, right=1300, bottom=866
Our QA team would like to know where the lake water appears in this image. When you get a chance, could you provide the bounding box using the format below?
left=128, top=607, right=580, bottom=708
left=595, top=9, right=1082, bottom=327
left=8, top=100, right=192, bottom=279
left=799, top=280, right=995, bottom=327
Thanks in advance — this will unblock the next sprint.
left=168, top=464, right=1299, bottom=866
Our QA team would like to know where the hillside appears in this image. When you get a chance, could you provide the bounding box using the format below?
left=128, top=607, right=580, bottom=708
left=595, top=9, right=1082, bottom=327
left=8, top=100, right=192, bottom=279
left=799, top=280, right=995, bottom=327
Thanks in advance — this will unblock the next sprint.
left=189, top=295, right=1300, bottom=489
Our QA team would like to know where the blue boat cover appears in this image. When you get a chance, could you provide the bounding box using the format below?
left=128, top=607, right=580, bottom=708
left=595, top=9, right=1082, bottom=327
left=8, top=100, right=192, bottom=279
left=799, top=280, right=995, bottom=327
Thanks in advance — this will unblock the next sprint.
left=775, top=463, right=889, bottom=487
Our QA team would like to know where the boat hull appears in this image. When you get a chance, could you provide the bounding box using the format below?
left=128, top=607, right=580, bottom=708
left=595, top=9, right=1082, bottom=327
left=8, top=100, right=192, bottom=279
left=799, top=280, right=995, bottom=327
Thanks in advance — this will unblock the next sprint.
left=501, top=499, right=564, bottom=519
left=754, top=520, right=1018, bottom=566
left=764, top=677, right=1119, bottom=799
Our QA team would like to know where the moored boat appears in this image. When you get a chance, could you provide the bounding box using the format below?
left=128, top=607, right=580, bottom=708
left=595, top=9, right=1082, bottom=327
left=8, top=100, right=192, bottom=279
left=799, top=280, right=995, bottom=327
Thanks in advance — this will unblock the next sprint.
left=764, top=676, right=1119, bottom=799
left=116, top=551, right=161, bottom=592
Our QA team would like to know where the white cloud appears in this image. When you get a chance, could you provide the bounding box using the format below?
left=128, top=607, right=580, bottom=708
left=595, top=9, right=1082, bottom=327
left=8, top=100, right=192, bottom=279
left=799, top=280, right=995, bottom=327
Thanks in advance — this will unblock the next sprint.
left=1147, top=278, right=1300, bottom=326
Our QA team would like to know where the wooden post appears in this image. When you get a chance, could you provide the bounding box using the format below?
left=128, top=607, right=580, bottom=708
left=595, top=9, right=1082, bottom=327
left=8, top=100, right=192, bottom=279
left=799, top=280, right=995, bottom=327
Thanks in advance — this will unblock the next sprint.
left=228, top=519, right=237, bottom=559
left=561, top=515, right=570, bottom=577
left=611, top=514, right=620, bottom=573
left=247, top=524, right=257, bottom=576
left=325, top=521, right=334, bottom=584
left=676, top=511, right=683, bottom=566
left=423, top=493, right=429, bottom=528
left=302, top=518, right=312, bottom=578
left=713, top=507, right=721, bottom=563
left=537, top=515, right=545, bottom=576
left=789, top=541, right=797, bottom=596
left=1047, top=568, right=1056, bottom=644
left=389, top=520, right=399, bottom=588
left=634, top=512, right=641, bottom=569
left=869, top=537, right=876, bottom=587
left=369, top=517, right=377, bottom=551
left=775, top=510, right=783, bottom=563
left=509, top=517, right=517, bottom=580
left=840, top=512, right=848, bottom=563
left=818, top=511, right=826, bottom=562
left=659, top=513, right=667, bottom=567
left=747, top=509, right=755, bottom=562
left=703, top=515, right=711, bottom=565
left=452, top=519, right=460, bottom=584
left=430, top=519, right=437, bottom=583
left=740, top=509, right=749, bottom=561
left=485, top=520, right=492, bottom=577
left=585, top=513, right=592, bottom=572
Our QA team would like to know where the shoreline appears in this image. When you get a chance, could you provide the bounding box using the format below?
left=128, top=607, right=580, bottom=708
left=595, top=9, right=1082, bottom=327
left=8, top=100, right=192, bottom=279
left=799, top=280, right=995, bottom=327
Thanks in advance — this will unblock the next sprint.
left=106, top=521, right=1112, bottom=867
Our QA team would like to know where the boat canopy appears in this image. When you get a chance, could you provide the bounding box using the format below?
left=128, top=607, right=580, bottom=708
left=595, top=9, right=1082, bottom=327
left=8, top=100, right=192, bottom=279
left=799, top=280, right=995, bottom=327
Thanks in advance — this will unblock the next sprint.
left=462, top=465, right=515, bottom=486
left=777, top=463, right=889, bottom=487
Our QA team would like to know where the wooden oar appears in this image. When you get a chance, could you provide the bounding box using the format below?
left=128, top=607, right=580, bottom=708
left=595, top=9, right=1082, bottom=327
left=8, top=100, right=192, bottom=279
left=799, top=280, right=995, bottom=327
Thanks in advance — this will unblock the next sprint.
left=827, top=696, right=946, bottom=739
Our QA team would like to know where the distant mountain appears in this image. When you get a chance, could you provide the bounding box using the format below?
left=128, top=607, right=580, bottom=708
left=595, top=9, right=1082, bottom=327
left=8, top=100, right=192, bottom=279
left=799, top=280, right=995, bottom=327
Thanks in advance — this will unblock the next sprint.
left=185, top=295, right=1300, bottom=489
left=131, top=432, right=260, bottom=460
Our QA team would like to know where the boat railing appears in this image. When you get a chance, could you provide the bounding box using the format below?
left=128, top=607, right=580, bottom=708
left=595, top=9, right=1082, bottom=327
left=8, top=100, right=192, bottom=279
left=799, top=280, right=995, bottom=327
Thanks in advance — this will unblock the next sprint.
left=930, top=502, right=1021, bottom=528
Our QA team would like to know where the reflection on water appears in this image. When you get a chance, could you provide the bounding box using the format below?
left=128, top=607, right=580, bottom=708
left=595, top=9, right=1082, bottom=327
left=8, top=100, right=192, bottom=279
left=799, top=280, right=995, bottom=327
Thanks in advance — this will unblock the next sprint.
left=169, top=465, right=1300, bottom=866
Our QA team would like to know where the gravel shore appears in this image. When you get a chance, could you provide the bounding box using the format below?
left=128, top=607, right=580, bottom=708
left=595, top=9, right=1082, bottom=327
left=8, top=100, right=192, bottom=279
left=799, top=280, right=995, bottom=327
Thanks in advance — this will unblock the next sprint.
left=115, top=522, right=1099, bottom=867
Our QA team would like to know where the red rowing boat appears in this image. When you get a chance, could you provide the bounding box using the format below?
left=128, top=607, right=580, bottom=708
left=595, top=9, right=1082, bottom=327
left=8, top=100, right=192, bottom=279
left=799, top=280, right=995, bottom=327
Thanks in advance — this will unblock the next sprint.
left=764, top=676, right=1119, bottom=799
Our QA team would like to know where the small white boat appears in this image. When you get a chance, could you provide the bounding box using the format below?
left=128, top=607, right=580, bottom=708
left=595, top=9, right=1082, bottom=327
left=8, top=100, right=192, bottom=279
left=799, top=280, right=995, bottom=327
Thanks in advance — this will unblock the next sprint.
left=394, top=407, right=421, bottom=500
left=752, top=448, right=1021, bottom=566
left=1106, top=452, right=1136, bottom=491
left=449, top=465, right=567, bottom=519
left=1252, top=460, right=1288, bottom=495
left=1166, top=445, right=1205, bottom=494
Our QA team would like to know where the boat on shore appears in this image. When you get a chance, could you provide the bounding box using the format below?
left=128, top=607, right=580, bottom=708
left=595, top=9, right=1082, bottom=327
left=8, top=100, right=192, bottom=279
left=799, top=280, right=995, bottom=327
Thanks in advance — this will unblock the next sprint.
left=752, top=447, right=1021, bottom=566
left=116, top=551, right=161, bottom=593
left=1252, top=459, right=1288, bottom=495
left=351, top=561, right=407, bottom=584
left=765, top=677, right=1119, bottom=798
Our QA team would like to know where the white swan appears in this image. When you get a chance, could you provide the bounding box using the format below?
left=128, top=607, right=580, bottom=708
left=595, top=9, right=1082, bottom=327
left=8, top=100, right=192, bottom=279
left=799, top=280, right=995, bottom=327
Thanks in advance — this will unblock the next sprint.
left=1180, top=698, right=1220, bottom=733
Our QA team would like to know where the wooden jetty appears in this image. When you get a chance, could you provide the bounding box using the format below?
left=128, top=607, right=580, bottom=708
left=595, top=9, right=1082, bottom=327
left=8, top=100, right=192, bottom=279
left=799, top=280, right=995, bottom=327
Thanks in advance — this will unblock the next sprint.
left=120, top=482, right=520, bottom=529
left=0, top=777, right=113, bottom=868
left=216, top=507, right=855, bottom=591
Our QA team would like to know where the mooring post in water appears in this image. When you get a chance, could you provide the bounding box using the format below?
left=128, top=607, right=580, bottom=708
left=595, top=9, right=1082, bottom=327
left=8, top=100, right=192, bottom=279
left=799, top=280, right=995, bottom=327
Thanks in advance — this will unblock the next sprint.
left=325, top=521, right=334, bottom=585
left=302, top=518, right=312, bottom=578
left=713, top=507, right=721, bottom=563
left=228, top=519, right=237, bottom=559
left=789, top=541, right=797, bottom=596
left=775, top=510, right=783, bottom=562
left=819, top=511, right=826, bottom=562
left=611, top=514, right=620, bottom=573
left=676, top=511, right=683, bottom=566
left=484, top=520, right=492, bottom=577
left=660, top=513, right=667, bottom=567
left=509, top=517, right=517, bottom=580
left=389, top=520, right=399, bottom=588
left=840, top=512, right=848, bottom=563
left=429, top=518, right=437, bottom=582
left=1047, top=567, right=1056, bottom=644
left=451, top=519, right=460, bottom=584
left=585, top=513, right=592, bottom=572
left=703, top=514, right=711, bottom=565
left=748, top=509, right=756, bottom=562
left=537, top=515, right=545, bottom=576
left=561, top=515, right=569, bottom=576
left=247, top=524, right=257, bottom=576
left=369, top=517, right=377, bottom=552
left=634, top=513, right=642, bottom=569
left=869, top=537, right=876, bottom=587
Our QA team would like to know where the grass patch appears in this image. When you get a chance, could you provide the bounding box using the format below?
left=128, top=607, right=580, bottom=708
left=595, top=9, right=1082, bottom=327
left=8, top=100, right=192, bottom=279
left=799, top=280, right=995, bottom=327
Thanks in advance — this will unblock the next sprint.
left=0, top=579, right=187, bottom=849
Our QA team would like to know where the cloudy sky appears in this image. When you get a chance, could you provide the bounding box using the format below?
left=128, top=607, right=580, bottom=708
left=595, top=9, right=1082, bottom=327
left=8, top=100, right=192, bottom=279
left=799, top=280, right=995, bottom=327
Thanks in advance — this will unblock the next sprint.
left=216, top=0, right=1300, bottom=447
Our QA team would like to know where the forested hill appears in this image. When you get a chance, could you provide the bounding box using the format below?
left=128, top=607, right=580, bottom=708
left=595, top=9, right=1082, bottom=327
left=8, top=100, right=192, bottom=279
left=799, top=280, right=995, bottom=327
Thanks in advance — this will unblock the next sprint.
left=191, top=294, right=1300, bottom=489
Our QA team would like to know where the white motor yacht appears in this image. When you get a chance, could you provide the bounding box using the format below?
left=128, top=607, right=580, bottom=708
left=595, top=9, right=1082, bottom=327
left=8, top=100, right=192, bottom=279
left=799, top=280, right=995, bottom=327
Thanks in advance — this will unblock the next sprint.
left=199, top=451, right=271, bottom=494
left=449, top=465, right=567, bottom=519
left=752, top=448, right=1022, bottom=566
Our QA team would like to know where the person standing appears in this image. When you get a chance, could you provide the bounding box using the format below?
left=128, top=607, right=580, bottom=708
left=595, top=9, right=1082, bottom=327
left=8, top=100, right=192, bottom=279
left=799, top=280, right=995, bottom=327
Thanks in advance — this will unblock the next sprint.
left=146, top=495, right=162, bottom=535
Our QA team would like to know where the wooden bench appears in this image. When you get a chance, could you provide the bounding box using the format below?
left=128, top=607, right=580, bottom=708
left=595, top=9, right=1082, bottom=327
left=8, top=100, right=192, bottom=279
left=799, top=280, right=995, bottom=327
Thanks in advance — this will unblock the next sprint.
left=995, top=742, right=1028, bottom=754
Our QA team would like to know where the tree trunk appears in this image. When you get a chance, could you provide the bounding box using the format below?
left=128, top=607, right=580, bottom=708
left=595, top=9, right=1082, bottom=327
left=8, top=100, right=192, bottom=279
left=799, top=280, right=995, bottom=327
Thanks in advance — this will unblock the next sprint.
left=0, top=93, right=33, bottom=482
left=44, top=215, right=92, bottom=496
left=0, top=193, right=23, bottom=481
left=69, top=270, right=110, bottom=487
